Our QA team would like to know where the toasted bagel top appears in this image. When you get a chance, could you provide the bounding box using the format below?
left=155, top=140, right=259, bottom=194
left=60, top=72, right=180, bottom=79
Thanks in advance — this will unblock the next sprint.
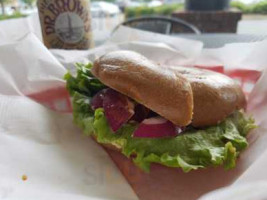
left=92, top=50, right=193, bottom=126
left=169, top=66, right=246, bottom=127
left=92, top=50, right=246, bottom=127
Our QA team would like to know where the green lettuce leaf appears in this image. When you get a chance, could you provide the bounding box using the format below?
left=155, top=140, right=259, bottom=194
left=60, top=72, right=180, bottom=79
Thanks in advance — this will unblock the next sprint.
left=90, top=109, right=255, bottom=172
left=64, top=63, right=105, bottom=136
left=64, top=63, right=106, bottom=97
left=65, top=63, right=257, bottom=172
left=72, top=92, right=94, bottom=136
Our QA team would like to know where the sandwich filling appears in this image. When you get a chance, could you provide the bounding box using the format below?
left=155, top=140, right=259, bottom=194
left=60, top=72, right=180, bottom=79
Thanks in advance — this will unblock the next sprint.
left=65, top=63, right=256, bottom=172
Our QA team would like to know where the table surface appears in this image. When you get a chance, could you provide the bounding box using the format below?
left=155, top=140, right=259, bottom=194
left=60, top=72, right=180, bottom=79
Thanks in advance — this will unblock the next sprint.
left=172, top=33, right=267, bottom=48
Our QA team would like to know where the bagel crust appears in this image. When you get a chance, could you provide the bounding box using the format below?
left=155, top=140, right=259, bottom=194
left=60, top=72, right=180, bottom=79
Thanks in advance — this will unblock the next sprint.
left=169, top=66, right=246, bottom=127
left=92, top=50, right=246, bottom=128
left=92, top=51, right=193, bottom=126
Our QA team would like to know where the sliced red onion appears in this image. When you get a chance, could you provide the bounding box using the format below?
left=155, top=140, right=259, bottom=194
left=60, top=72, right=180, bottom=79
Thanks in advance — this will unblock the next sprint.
left=133, top=117, right=182, bottom=138
left=130, top=104, right=150, bottom=122
left=91, top=89, right=107, bottom=110
left=103, top=89, right=134, bottom=132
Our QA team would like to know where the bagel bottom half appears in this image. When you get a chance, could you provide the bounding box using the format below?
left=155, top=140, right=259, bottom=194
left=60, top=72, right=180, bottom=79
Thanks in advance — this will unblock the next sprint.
left=65, top=62, right=257, bottom=173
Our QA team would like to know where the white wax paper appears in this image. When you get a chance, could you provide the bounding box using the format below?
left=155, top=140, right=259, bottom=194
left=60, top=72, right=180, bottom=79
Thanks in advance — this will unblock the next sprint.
left=51, top=26, right=267, bottom=200
left=0, top=14, right=42, bottom=45
left=1, top=16, right=267, bottom=200
left=0, top=33, right=137, bottom=200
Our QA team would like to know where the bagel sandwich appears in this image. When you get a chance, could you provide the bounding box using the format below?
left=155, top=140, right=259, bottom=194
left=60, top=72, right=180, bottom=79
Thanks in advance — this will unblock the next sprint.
left=65, top=50, right=256, bottom=172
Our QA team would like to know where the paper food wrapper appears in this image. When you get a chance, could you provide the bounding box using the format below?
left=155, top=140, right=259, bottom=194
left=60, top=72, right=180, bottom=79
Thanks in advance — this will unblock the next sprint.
left=0, top=33, right=137, bottom=200
left=1, top=23, right=267, bottom=200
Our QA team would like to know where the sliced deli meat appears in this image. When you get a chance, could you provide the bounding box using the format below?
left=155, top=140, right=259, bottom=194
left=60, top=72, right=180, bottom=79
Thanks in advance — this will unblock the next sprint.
left=130, top=104, right=150, bottom=122
left=91, top=89, right=107, bottom=110
left=103, top=88, right=135, bottom=132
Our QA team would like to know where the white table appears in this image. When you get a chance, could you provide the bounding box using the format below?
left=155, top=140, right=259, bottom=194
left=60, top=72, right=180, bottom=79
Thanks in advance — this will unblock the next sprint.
left=174, top=33, right=267, bottom=48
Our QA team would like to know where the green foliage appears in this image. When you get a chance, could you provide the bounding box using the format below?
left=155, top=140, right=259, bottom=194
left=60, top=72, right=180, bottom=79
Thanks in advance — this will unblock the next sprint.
left=253, top=0, right=267, bottom=14
left=21, top=0, right=36, bottom=7
left=0, top=0, right=11, bottom=15
left=125, top=3, right=184, bottom=18
left=0, top=12, right=27, bottom=20
left=230, top=1, right=253, bottom=13
left=0, top=0, right=11, bottom=4
left=230, top=0, right=267, bottom=14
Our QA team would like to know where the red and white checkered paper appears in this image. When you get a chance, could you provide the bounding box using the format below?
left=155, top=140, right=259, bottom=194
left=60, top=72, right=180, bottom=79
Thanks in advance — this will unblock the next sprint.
left=28, top=68, right=267, bottom=200
left=2, top=28, right=267, bottom=200
left=29, top=49, right=267, bottom=200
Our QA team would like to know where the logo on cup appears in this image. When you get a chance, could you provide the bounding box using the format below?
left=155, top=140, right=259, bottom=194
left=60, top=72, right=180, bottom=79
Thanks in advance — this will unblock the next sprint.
left=55, top=12, right=84, bottom=44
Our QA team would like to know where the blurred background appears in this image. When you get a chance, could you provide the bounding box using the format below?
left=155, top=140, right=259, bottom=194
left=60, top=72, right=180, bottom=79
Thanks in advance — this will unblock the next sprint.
left=1, top=0, right=266, bottom=45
